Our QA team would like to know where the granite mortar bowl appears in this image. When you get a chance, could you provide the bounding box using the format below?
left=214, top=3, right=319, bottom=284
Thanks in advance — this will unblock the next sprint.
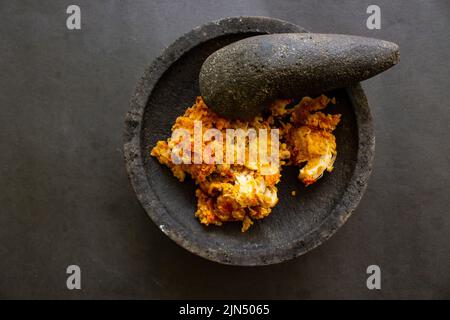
left=123, top=16, right=375, bottom=266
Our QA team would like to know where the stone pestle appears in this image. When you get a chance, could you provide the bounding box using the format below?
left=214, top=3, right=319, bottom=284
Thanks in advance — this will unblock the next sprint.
left=199, top=33, right=399, bottom=120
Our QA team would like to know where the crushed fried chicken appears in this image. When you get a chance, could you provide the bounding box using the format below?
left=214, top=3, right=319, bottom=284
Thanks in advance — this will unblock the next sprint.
left=151, top=95, right=341, bottom=231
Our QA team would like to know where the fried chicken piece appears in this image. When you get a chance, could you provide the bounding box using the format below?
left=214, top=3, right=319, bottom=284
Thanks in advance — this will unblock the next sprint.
left=287, top=96, right=341, bottom=186
left=195, top=170, right=278, bottom=232
left=289, top=126, right=338, bottom=185
left=152, top=97, right=283, bottom=232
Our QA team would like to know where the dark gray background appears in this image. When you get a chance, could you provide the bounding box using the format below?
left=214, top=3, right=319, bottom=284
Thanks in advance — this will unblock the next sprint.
left=1, top=0, right=449, bottom=299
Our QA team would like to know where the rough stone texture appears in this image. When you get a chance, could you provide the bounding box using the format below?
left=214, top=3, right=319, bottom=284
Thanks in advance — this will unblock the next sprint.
left=124, top=17, right=375, bottom=265
left=200, top=33, right=399, bottom=119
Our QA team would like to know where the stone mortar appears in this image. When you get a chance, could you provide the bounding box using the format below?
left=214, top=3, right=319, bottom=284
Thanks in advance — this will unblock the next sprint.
left=123, top=16, right=375, bottom=266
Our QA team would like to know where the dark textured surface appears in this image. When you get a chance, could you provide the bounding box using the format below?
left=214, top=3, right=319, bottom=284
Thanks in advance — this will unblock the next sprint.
left=200, top=33, right=399, bottom=119
left=124, top=17, right=374, bottom=265
left=0, top=0, right=449, bottom=298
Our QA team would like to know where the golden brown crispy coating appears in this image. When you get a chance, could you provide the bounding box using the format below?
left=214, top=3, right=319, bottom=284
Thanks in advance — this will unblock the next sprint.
left=285, top=96, right=341, bottom=186
left=151, top=95, right=340, bottom=231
